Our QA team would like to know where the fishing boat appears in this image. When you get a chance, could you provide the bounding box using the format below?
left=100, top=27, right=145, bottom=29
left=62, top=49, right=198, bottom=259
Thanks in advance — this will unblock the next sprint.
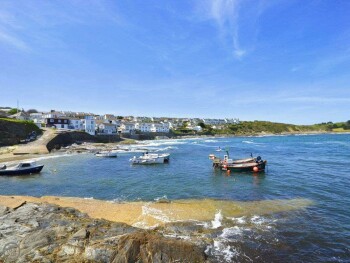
left=222, top=157, right=267, bottom=172
left=0, top=161, right=44, bottom=176
left=210, top=151, right=267, bottom=172
left=130, top=152, right=170, bottom=164
left=95, top=151, right=117, bottom=158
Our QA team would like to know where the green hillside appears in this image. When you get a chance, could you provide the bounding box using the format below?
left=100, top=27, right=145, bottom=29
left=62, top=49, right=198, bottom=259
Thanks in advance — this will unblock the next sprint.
left=0, top=118, right=43, bottom=146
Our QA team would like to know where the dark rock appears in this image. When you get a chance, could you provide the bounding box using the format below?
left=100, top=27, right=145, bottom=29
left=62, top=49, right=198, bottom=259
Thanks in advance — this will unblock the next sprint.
left=0, top=202, right=211, bottom=263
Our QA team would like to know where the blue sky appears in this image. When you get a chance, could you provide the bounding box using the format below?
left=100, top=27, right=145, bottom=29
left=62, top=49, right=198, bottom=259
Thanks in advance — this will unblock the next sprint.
left=0, top=0, right=349, bottom=124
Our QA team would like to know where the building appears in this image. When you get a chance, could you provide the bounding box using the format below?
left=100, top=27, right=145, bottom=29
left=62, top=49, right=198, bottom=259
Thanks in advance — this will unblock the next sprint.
left=82, top=116, right=95, bottom=136
left=120, top=122, right=136, bottom=134
left=45, top=118, right=69, bottom=129
left=9, top=112, right=30, bottom=121
left=68, top=118, right=82, bottom=130
left=98, top=123, right=117, bottom=134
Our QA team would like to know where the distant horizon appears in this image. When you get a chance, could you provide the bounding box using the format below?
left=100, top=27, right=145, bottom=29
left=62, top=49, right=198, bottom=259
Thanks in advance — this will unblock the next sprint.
left=1, top=1, right=349, bottom=125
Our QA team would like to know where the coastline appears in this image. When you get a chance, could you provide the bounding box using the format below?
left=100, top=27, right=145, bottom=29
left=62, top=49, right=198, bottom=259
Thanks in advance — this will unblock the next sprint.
left=1, top=131, right=349, bottom=164
left=0, top=195, right=313, bottom=228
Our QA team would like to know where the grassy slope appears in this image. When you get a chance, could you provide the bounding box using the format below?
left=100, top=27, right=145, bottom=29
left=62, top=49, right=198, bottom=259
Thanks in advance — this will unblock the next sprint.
left=200, top=121, right=349, bottom=136
left=0, top=118, right=43, bottom=146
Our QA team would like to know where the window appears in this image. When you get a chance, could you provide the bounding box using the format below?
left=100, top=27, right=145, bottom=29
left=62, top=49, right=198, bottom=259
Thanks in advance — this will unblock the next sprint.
left=64, top=120, right=67, bottom=123
left=58, top=120, right=61, bottom=123
left=21, top=163, right=31, bottom=167
left=50, top=119, right=54, bottom=123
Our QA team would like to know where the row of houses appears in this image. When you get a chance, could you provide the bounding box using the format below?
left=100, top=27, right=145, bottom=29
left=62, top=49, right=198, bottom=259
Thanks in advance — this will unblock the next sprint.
left=7, top=110, right=240, bottom=135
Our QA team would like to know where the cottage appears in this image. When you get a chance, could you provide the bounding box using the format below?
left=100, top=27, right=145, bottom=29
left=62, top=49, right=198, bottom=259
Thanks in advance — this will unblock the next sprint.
left=45, top=118, right=69, bottom=129
left=98, top=123, right=117, bottom=134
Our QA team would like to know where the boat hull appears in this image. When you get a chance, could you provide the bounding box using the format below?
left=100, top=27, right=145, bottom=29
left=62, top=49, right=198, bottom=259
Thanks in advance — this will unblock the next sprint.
left=0, top=165, right=44, bottom=176
left=224, top=161, right=267, bottom=172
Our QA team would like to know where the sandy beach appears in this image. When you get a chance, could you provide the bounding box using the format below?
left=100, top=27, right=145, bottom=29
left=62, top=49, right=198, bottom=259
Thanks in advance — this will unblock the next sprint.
left=0, top=195, right=313, bottom=228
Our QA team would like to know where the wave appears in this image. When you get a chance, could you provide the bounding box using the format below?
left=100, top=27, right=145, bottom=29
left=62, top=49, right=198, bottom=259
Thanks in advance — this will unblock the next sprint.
left=211, top=210, right=223, bottom=229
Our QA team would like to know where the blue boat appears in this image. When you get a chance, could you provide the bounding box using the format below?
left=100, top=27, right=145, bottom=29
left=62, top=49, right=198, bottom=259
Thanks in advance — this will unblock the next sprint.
left=0, top=161, right=44, bottom=176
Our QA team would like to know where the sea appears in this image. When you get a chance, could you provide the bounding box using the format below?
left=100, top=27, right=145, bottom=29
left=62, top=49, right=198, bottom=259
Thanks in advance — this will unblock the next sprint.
left=0, top=134, right=349, bottom=262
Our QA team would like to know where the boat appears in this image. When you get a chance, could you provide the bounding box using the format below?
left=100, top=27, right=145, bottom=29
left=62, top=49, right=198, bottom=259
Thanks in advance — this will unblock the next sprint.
left=130, top=152, right=170, bottom=164
left=222, top=157, right=267, bottom=172
left=0, top=161, right=44, bottom=176
left=210, top=151, right=267, bottom=172
left=95, top=151, right=118, bottom=158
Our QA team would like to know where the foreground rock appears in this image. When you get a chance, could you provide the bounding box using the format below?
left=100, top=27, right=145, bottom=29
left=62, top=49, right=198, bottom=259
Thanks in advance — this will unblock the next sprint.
left=0, top=202, right=209, bottom=263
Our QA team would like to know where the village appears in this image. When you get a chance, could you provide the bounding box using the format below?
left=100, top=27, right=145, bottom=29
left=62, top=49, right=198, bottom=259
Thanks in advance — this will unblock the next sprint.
left=0, top=107, right=240, bottom=137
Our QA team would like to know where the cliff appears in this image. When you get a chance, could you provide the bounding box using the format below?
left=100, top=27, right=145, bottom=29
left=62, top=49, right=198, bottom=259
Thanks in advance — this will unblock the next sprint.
left=0, top=118, right=42, bottom=146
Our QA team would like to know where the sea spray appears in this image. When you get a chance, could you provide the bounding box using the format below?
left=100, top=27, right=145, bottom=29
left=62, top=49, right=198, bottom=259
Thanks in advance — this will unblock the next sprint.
left=211, top=210, right=223, bottom=229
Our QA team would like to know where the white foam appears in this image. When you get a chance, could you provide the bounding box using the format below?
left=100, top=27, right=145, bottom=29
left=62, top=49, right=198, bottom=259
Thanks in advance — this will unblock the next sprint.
left=231, top=216, right=246, bottom=224
left=211, top=210, right=223, bottom=229
left=141, top=205, right=170, bottom=223
left=212, top=240, right=238, bottom=262
left=204, top=139, right=218, bottom=143
left=221, top=226, right=243, bottom=239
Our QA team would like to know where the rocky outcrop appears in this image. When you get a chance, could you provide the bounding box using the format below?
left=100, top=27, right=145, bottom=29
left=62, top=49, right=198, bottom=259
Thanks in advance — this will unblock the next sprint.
left=0, top=202, right=208, bottom=263
left=0, top=119, right=42, bottom=146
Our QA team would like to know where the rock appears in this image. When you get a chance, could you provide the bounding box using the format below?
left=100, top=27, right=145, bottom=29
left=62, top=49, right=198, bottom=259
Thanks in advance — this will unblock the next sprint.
left=0, top=202, right=211, bottom=263
left=0, top=205, right=11, bottom=216
left=112, top=231, right=208, bottom=263
left=70, top=228, right=89, bottom=240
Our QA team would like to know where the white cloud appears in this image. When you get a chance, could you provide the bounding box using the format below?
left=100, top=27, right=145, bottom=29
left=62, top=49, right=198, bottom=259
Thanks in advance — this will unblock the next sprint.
left=0, top=30, right=29, bottom=51
left=206, top=0, right=245, bottom=59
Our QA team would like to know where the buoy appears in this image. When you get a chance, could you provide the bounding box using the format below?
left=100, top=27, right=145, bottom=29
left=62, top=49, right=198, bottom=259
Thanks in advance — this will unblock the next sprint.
left=253, top=166, right=259, bottom=173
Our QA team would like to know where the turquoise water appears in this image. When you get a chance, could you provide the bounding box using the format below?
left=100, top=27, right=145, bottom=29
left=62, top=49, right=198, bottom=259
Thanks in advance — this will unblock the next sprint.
left=1, top=134, right=349, bottom=262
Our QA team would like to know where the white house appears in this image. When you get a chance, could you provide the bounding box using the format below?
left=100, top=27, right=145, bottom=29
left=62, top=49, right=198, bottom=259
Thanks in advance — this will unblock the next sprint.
left=120, top=122, right=136, bottom=134
left=193, top=126, right=203, bottom=132
left=139, top=123, right=153, bottom=133
left=82, top=116, right=96, bottom=135
left=68, top=118, right=82, bottom=130
left=152, top=123, right=170, bottom=133
left=98, top=123, right=117, bottom=134
left=43, top=112, right=65, bottom=119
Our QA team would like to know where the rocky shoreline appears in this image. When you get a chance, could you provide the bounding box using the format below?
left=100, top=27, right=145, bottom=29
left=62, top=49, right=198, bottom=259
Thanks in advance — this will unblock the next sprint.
left=0, top=201, right=209, bottom=263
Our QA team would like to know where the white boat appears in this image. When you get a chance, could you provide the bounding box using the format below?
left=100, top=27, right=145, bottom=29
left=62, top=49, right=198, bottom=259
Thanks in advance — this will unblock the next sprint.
left=95, top=151, right=117, bottom=158
left=0, top=161, right=44, bottom=176
left=130, top=152, right=170, bottom=164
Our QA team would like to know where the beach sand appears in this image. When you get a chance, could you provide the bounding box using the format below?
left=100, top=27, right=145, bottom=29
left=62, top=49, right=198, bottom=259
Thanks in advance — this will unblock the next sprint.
left=0, top=195, right=313, bottom=228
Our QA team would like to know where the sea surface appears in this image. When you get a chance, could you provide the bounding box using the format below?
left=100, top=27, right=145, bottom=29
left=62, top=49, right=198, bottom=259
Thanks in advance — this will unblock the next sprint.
left=1, top=134, right=349, bottom=262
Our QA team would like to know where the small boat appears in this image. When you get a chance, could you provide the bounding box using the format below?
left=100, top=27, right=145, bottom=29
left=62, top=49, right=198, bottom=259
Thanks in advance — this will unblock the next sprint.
left=95, top=151, right=117, bottom=158
left=215, top=147, right=222, bottom=152
left=130, top=152, right=170, bottom=164
left=0, top=161, right=44, bottom=176
left=210, top=151, right=267, bottom=172
left=222, top=157, right=267, bottom=172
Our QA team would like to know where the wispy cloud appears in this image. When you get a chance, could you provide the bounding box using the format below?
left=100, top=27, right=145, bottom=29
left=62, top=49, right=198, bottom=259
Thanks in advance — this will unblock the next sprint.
left=205, top=0, right=245, bottom=58
left=0, top=30, right=29, bottom=51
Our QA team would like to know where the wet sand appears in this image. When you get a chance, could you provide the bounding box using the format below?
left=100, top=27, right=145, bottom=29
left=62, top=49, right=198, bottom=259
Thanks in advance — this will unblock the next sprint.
left=0, top=195, right=313, bottom=228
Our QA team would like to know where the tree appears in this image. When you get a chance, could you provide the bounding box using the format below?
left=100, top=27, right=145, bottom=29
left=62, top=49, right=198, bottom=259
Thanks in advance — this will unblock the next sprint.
left=8, top=108, right=19, bottom=115
left=26, top=109, right=38, bottom=114
left=198, top=122, right=206, bottom=129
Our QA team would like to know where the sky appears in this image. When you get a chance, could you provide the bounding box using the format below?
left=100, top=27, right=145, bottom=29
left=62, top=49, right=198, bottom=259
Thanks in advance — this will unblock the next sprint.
left=0, top=0, right=349, bottom=124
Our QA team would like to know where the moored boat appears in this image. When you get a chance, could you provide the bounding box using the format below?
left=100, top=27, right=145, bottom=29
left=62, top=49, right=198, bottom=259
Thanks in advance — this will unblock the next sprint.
left=130, top=152, right=170, bottom=165
left=222, top=158, right=267, bottom=172
left=0, top=161, right=44, bottom=176
left=210, top=152, right=267, bottom=172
